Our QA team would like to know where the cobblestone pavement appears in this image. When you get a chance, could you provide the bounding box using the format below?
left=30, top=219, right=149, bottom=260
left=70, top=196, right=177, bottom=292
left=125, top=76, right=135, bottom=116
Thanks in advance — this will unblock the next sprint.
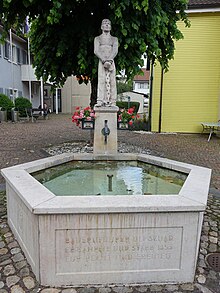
left=0, top=114, right=219, bottom=293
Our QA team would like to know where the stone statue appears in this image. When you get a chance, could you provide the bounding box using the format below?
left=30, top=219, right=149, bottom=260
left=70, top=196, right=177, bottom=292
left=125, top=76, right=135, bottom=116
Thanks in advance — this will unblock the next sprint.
left=94, top=19, right=118, bottom=106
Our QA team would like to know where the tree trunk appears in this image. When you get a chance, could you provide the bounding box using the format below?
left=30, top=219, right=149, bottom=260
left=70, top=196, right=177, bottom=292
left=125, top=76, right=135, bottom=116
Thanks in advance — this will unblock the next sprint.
left=90, top=77, right=98, bottom=109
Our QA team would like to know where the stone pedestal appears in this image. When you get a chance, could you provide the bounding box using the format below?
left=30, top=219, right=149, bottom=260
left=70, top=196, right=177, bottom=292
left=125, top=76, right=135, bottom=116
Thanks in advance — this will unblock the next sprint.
left=93, top=105, right=118, bottom=155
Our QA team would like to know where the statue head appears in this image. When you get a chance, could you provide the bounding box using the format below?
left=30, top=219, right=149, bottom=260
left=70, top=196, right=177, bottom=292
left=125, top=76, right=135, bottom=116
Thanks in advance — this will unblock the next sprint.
left=101, top=19, right=111, bottom=32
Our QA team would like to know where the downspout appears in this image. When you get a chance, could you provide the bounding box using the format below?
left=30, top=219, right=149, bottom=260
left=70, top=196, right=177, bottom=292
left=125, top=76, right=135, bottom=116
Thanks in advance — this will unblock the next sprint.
left=158, top=67, right=164, bottom=133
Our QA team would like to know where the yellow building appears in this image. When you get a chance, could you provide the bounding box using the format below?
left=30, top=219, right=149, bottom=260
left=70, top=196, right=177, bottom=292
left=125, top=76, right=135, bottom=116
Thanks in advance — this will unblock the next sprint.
left=152, top=2, right=220, bottom=133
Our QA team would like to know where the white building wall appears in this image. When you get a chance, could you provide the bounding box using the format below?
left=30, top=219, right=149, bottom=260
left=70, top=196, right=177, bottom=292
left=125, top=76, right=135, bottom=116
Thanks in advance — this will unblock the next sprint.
left=61, top=76, right=91, bottom=113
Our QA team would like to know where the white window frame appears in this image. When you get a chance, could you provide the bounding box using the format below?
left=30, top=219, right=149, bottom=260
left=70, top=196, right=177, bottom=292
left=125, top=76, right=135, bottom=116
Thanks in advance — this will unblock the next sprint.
left=12, top=45, right=17, bottom=64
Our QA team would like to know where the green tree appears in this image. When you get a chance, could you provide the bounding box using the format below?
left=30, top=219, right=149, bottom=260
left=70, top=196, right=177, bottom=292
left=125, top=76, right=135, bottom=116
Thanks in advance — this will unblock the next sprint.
left=1, top=0, right=189, bottom=106
left=117, top=81, right=133, bottom=94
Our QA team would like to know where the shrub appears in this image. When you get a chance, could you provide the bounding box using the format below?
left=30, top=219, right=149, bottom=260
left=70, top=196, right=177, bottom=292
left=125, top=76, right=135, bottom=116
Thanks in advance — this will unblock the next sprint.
left=15, top=97, right=32, bottom=117
left=0, top=94, right=14, bottom=111
left=116, top=101, right=140, bottom=113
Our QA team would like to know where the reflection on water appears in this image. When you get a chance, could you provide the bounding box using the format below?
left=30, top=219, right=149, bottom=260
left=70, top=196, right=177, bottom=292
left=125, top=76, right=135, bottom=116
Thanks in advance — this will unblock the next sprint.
left=32, top=161, right=187, bottom=196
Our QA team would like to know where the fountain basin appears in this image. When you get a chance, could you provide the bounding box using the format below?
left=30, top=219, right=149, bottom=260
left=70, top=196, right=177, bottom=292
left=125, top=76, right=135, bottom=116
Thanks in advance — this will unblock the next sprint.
left=1, top=153, right=211, bottom=287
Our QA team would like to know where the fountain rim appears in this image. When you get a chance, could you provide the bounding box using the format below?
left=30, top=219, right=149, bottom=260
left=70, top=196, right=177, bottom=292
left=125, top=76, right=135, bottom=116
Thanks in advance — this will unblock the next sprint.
left=1, top=153, right=211, bottom=214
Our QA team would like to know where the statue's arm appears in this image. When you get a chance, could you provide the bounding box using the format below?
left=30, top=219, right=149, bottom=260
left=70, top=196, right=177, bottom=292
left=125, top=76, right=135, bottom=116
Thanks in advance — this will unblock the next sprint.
left=94, top=37, right=104, bottom=62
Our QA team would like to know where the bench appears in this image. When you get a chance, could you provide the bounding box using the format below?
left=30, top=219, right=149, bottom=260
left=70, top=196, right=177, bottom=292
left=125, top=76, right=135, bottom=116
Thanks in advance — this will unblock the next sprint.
left=201, top=122, right=220, bottom=142
left=29, top=108, right=49, bottom=122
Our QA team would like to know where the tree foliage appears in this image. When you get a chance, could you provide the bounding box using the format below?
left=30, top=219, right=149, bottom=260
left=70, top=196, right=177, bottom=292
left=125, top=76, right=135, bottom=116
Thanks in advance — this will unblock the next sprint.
left=1, top=0, right=190, bottom=104
left=117, top=81, right=133, bottom=94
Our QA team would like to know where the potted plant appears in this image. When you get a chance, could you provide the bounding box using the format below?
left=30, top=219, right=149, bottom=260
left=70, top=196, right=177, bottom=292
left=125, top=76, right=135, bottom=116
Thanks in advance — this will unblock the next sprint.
left=0, top=94, right=14, bottom=122
left=15, top=97, right=32, bottom=119
left=72, top=106, right=95, bottom=129
left=117, top=107, right=139, bottom=129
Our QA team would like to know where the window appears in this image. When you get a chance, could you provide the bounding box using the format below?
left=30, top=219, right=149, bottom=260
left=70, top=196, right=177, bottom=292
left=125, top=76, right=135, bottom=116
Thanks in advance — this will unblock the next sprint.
left=5, top=88, right=18, bottom=100
left=17, top=47, right=21, bottom=64
left=137, top=82, right=149, bottom=89
left=12, top=45, right=16, bottom=63
left=18, top=90, right=22, bottom=97
left=4, top=42, right=10, bottom=59
left=5, top=88, right=10, bottom=97
left=22, top=50, right=27, bottom=64
left=0, top=44, right=1, bottom=57
left=0, top=88, right=3, bottom=94
left=9, top=88, right=13, bottom=100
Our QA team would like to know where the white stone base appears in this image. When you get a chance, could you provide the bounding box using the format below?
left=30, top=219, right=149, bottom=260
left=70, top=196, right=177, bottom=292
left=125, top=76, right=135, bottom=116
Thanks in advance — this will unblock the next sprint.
left=1, top=153, right=211, bottom=287
left=93, top=106, right=118, bottom=155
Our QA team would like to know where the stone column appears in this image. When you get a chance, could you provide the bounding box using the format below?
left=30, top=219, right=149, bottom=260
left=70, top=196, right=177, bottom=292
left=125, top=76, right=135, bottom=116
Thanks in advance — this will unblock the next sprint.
left=93, top=105, right=118, bottom=155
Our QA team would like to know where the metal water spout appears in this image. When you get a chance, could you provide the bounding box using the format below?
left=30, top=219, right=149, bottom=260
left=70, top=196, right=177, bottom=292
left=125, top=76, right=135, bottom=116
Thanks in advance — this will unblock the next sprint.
left=101, top=119, right=110, bottom=144
left=107, top=174, right=113, bottom=191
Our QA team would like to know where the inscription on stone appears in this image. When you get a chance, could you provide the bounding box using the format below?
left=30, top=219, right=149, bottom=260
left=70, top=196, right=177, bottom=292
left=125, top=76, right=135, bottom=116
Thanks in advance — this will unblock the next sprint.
left=55, top=227, right=182, bottom=274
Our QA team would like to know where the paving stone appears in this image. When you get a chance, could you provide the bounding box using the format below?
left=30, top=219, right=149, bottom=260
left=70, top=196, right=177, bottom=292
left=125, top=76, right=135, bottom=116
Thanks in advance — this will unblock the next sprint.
left=0, top=282, right=4, bottom=289
left=15, top=260, right=27, bottom=270
left=198, top=259, right=207, bottom=268
left=6, top=275, right=20, bottom=287
left=40, top=289, right=61, bottom=293
left=113, top=287, right=133, bottom=293
left=0, top=254, right=11, bottom=264
left=11, top=285, right=25, bottom=293
left=11, top=247, right=21, bottom=255
left=0, top=242, right=5, bottom=249
left=3, top=264, right=15, bottom=276
left=134, top=286, right=149, bottom=292
left=208, top=270, right=217, bottom=279
left=180, top=283, right=195, bottom=291
left=62, top=289, right=78, bottom=293
left=4, top=232, right=12, bottom=238
left=209, top=231, right=218, bottom=237
left=197, top=274, right=207, bottom=284
left=0, top=290, right=8, bottom=293
left=8, top=241, right=19, bottom=249
left=149, top=285, right=163, bottom=292
left=23, top=276, right=35, bottom=289
left=208, top=243, right=217, bottom=252
left=5, top=236, right=14, bottom=244
left=11, top=253, right=24, bottom=263
left=78, top=288, right=96, bottom=293
left=0, top=248, right=8, bottom=255
left=19, top=266, right=30, bottom=277
left=195, top=284, right=213, bottom=293
left=0, top=259, right=12, bottom=266
left=98, top=288, right=112, bottom=293
left=164, top=285, right=179, bottom=291
left=208, top=236, right=218, bottom=244
left=197, top=267, right=205, bottom=274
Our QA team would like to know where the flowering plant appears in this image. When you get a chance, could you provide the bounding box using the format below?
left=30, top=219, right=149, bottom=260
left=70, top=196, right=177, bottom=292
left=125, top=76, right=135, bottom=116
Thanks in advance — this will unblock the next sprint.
left=72, top=106, right=95, bottom=126
left=117, top=107, right=139, bottom=126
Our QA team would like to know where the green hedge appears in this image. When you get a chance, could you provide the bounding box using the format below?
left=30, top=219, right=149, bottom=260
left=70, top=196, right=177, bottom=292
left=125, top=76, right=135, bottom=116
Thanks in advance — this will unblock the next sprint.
left=0, top=94, right=14, bottom=111
left=116, top=101, right=140, bottom=113
left=15, top=97, right=32, bottom=117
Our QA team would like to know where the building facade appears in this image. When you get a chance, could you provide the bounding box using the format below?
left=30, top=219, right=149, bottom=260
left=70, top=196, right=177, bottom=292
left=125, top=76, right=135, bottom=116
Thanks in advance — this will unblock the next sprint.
left=0, top=26, right=90, bottom=114
left=151, top=1, right=220, bottom=133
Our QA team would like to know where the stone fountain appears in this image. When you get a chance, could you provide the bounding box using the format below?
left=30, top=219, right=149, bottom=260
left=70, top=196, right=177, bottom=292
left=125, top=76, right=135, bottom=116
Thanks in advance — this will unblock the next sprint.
left=1, top=19, right=211, bottom=287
